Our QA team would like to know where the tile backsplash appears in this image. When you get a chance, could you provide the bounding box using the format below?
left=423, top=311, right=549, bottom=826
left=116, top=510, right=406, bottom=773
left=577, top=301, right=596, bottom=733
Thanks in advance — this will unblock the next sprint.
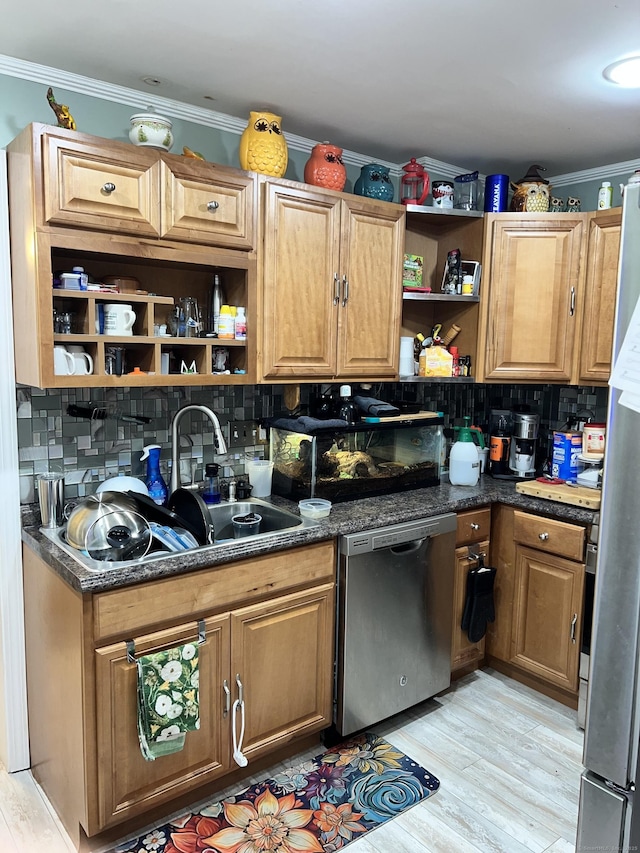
left=17, top=381, right=609, bottom=501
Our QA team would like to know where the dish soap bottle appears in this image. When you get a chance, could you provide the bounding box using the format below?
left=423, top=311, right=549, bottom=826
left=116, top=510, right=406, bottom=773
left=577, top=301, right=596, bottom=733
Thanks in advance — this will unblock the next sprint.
left=140, top=444, right=168, bottom=506
left=449, top=418, right=481, bottom=486
left=338, top=385, right=360, bottom=424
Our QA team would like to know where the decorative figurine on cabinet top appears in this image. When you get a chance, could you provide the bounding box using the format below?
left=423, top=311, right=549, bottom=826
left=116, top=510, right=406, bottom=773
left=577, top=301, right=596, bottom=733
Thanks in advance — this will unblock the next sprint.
left=129, top=108, right=174, bottom=151
left=353, top=163, right=394, bottom=202
left=510, top=164, right=551, bottom=212
left=46, top=87, right=76, bottom=130
left=239, top=110, right=288, bottom=177
left=183, top=146, right=205, bottom=160
left=566, top=196, right=582, bottom=212
left=550, top=196, right=565, bottom=213
left=304, top=142, right=347, bottom=191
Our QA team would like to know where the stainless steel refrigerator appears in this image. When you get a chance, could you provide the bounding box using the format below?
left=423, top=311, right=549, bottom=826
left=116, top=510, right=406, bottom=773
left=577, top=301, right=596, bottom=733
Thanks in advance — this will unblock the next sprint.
left=576, top=176, right=640, bottom=851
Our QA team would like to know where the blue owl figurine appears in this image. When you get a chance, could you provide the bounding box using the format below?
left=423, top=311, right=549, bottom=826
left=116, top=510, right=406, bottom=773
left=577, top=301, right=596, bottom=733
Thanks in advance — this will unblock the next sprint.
left=354, top=163, right=394, bottom=202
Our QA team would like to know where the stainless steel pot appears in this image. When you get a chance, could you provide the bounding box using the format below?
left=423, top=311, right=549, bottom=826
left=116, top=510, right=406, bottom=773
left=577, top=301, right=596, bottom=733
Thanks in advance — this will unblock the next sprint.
left=66, top=492, right=152, bottom=561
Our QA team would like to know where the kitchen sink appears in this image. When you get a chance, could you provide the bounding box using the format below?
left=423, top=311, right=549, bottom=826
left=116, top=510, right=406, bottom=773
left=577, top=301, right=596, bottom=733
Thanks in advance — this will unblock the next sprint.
left=38, top=497, right=318, bottom=572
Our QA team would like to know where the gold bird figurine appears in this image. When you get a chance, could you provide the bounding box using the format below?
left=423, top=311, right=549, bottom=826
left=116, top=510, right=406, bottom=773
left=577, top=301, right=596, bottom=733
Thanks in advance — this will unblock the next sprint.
left=182, top=146, right=205, bottom=160
left=46, top=87, right=76, bottom=130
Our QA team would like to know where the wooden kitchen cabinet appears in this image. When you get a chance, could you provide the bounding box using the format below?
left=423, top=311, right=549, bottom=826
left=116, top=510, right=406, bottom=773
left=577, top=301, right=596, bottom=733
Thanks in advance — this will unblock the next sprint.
left=476, top=213, right=585, bottom=383
left=401, top=207, right=485, bottom=380
left=7, top=123, right=258, bottom=388
left=22, top=539, right=335, bottom=843
left=260, top=179, right=405, bottom=380
left=451, top=507, right=491, bottom=671
left=575, top=207, right=621, bottom=384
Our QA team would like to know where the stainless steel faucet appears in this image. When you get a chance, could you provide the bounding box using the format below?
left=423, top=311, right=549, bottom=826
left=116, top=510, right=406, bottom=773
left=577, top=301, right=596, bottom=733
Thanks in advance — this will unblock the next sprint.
left=170, top=404, right=228, bottom=495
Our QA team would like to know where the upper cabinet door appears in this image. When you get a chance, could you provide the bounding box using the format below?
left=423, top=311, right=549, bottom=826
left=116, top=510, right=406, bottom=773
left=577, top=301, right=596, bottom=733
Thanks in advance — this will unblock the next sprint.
left=576, top=208, right=621, bottom=384
left=43, top=133, right=161, bottom=236
left=478, top=214, right=585, bottom=383
left=261, top=182, right=341, bottom=378
left=336, top=199, right=404, bottom=377
left=160, top=157, right=256, bottom=249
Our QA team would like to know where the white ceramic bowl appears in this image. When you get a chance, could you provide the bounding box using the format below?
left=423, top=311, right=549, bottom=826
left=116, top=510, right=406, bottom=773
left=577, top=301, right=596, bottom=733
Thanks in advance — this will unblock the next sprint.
left=129, top=110, right=174, bottom=151
left=298, top=498, right=332, bottom=519
left=96, top=476, right=149, bottom=496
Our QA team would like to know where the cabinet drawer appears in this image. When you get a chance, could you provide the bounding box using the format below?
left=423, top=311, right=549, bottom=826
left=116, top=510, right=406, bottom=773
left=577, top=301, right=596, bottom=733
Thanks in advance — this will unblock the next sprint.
left=456, top=507, right=491, bottom=546
left=513, top=511, right=585, bottom=561
left=43, top=134, right=161, bottom=236
left=161, top=160, right=255, bottom=249
left=92, top=540, right=336, bottom=642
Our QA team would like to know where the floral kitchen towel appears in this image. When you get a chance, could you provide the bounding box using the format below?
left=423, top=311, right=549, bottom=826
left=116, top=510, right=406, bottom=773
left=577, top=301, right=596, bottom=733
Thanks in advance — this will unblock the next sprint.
left=136, top=641, right=200, bottom=761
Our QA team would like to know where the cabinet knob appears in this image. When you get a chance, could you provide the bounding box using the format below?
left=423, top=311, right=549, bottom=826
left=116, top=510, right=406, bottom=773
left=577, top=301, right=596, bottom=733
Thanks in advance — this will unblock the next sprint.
left=101, top=182, right=116, bottom=194
left=207, top=200, right=220, bottom=212
left=470, top=522, right=480, bottom=530
left=539, top=532, right=549, bottom=540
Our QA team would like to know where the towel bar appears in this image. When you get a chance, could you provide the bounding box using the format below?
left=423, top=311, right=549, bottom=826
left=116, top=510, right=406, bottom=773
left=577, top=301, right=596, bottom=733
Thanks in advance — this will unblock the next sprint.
left=126, top=618, right=206, bottom=663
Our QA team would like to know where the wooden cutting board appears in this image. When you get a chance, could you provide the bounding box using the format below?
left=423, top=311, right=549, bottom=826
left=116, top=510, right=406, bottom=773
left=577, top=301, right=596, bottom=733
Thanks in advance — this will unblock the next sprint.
left=516, top=480, right=601, bottom=509
left=377, top=411, right=440, bottom=421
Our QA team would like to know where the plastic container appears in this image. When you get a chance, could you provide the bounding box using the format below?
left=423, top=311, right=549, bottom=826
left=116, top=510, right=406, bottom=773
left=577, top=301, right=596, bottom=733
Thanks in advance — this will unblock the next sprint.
left=298, top=498, right=332, bottom=519
left=338, top=385, right=359, bottom=424
left=140, top=444, right=168, bottom=506
left=232, top=512, right=262, bottom=538
left=582, top=422, right=606, bottom=459
left=598, top=181, right=613, bottom=210
left=449, top=422, right=481, bottom=486
left=217, top=305, right=235, bottom=339
left=246, top=459, right=274, bottom=497
left=202, top=462, right=221, bottom=505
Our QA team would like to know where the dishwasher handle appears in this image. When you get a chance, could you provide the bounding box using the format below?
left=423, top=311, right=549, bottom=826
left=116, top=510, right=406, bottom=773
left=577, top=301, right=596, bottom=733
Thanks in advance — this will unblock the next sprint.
left=390, top=540, right=425, bottom=555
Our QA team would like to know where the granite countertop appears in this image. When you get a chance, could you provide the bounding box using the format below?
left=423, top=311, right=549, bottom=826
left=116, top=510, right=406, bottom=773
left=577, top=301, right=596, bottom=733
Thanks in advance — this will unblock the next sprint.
left=21, top=479, right=598, bottom=594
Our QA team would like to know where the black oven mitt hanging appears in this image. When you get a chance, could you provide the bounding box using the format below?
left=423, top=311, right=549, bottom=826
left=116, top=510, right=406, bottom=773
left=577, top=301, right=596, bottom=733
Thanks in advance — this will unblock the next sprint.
left=461, top=558, right=497, bottom=643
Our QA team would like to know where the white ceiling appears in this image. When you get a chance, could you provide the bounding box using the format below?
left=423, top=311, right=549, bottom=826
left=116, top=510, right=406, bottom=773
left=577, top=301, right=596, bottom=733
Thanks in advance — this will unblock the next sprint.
left=2, top=0, right=640, bottom=178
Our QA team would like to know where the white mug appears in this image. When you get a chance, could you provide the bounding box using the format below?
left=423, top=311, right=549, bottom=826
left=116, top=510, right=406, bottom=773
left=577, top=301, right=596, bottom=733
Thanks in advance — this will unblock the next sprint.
left=66, top=345, right=94, bottom=375
left=53, top=345, right=75, bottom=376
left=103, top=303, right=136, bottom=336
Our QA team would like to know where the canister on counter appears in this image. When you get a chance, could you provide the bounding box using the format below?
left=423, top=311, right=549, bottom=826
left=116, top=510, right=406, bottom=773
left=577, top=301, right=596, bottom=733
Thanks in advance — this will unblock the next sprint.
left=582, top=422, right=606, bottom=459
left=552, top=430, right=583, bottom=482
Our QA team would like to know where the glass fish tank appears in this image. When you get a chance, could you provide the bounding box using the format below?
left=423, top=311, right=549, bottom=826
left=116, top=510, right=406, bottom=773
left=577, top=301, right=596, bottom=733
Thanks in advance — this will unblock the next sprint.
left=268, top=415, right=444, bottom=502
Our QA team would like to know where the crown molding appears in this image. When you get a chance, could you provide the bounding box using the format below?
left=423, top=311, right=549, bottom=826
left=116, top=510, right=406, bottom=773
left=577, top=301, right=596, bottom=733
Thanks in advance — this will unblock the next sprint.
left=0, top=53, right=633, bottom=185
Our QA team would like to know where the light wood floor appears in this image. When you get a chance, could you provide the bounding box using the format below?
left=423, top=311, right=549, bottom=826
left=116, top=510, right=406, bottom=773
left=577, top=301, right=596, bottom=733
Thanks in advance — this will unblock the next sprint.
left=0, top=668, right=583, bottom=853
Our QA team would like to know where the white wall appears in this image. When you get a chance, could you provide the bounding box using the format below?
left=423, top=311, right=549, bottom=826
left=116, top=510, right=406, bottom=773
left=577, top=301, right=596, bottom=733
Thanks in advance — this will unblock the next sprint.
left=0, top=149, right=29, bottom=771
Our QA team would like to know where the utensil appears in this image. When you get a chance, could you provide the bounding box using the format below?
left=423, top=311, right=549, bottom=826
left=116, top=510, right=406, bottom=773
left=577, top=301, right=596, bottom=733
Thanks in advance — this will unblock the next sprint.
left=66, top=492, right=152, bottom=561
left=126, top=491, right=208, bottom=545
left=167, top=488, right=214, bottom=545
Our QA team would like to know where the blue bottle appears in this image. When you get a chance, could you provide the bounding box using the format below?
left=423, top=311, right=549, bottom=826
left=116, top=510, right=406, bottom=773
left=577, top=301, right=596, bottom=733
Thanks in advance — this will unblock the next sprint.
left=141, top=444, right=168, bottom=506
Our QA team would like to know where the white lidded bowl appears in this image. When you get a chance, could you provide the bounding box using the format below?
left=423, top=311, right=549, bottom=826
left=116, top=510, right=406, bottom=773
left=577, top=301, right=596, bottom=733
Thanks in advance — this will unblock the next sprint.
left=96, top=476, right=149, bottom=497
left=298, top=498, right=332, bottom=519
left=129, top=109, right=174, bottom=151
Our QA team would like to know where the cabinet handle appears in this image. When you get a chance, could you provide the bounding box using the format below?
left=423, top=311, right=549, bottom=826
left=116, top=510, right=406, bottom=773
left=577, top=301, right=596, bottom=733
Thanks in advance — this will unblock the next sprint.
left=333, top=273, right=340, bottom=306
left=470, top=522, right=480, bottom=530
left=342, top=275, right=349, bottom=307
left=539, top=532, right=549, bottom=540
left=570, top=286, right=576, bottom=317
left=235, top=673, right=244, bottom=703
left=101, top=182, right=116, bottom=194
left=570, top=613, right=578, bottom=643
left=223, top=679, right=231, bottom=717
left=206, top=200, right=220, bottom=212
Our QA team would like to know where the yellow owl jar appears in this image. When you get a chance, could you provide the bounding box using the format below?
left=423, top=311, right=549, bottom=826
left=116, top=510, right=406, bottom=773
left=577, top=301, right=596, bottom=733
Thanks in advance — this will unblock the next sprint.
left=239, top=110, right=288, bottom=177
left=510, top=164, right=551, bottom=212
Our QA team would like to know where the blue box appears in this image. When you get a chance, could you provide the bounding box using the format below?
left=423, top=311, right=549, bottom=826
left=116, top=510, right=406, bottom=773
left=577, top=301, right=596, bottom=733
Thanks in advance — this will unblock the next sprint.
left=551, top=431, right=583, bottom=482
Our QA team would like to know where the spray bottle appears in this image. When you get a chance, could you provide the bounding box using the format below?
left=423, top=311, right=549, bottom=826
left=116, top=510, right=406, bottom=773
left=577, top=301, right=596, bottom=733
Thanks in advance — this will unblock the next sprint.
left=140, top=444, right=168, bottom=506
left=449, top=417, right=482, bottom=486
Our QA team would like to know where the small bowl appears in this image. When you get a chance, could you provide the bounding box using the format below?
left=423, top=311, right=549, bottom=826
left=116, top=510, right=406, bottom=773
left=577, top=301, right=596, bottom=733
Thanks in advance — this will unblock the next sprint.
left=129, top=109, right=174, bottom=151
left=298, top=499, right=332, bottom=519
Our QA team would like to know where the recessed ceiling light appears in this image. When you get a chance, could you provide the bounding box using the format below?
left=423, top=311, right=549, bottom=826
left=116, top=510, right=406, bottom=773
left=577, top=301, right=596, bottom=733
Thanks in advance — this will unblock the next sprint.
left=142, top=76, right=162, bottom=87
left=603, top=56, right=640, bottom=87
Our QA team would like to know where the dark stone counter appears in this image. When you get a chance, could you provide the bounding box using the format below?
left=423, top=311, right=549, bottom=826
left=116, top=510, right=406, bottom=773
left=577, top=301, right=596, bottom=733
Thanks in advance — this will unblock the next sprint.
left=21, top=479, right=597, bottom=594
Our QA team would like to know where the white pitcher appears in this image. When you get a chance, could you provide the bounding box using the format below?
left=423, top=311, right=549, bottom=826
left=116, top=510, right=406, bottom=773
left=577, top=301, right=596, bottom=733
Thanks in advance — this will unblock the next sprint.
left=53, top=346, right=75, bottom=375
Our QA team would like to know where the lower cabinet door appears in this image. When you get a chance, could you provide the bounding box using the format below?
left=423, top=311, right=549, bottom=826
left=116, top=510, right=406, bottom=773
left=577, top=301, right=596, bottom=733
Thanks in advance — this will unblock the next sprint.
left=452, top=540, right=489, bottom=670
left=94, top=615, right=231, bottom=831
left=231, top=583, right=335, bottom=759
left=511, top=545, right=584, bottom=692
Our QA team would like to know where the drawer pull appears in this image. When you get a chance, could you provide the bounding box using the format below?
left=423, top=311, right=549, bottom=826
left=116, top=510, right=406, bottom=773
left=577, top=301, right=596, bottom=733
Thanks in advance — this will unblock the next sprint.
left=223, top=679, right=231, bottom=717
left=470, top=522, right=480, bottom=530
left=101, top=182, right=116, bottom=194
left=570, top=613, right=578, bottom=642
left=207, top=200, right=220, bottom=212
left=539, top=532, right=549, bottom=541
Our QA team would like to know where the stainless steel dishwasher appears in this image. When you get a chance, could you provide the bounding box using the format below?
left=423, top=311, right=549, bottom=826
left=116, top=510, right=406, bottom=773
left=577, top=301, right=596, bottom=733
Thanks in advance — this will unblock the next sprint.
left=335, top=513, right=456, bottom=736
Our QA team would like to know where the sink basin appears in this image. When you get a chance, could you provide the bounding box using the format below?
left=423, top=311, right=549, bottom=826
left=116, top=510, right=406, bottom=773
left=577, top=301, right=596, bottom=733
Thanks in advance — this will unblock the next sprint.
left=208, top=498, right=308, bottom=541
left=38, top=497, right=318, bottom=573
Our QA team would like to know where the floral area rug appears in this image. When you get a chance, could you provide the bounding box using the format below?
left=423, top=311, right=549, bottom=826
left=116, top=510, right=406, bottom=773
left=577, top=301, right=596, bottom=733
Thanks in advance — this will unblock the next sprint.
left=108, top=732, right=439, bottom=853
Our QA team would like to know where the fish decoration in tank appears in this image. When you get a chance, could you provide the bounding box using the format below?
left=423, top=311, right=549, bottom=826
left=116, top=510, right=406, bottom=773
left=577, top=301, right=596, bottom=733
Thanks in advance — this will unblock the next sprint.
left=46, top=87, right=76, bottom=130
